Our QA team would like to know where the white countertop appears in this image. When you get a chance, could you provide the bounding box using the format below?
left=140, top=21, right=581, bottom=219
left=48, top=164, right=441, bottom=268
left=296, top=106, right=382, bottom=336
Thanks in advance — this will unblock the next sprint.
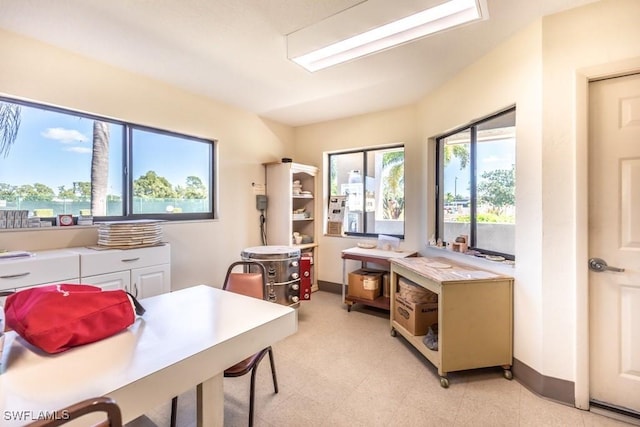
left=342, top=246, right=417, bottom=260
left=0, top=285, right=297, bottom=426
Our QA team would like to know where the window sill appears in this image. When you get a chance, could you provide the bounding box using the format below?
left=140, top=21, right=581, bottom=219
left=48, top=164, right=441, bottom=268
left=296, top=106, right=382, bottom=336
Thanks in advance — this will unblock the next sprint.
left=422, top=245, right=515, bottom=276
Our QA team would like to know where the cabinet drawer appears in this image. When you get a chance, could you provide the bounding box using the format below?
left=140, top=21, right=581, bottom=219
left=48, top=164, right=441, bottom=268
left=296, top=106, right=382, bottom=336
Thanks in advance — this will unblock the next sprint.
left=0, top=251, right=79, bottom=290
left=77, top=244, right=170, bottom=277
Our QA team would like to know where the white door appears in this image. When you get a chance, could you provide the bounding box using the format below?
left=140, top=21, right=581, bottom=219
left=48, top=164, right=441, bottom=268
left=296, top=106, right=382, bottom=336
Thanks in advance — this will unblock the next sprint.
left=589, top=72, right=640, bottom=414
left=82, top=271, right=130, bottom=293
left=132, top=264, right=170, bottom=299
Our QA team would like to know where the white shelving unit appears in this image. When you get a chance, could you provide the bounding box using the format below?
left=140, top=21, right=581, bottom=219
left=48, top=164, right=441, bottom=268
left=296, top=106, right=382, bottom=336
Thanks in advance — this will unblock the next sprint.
left=265, top=162, right=319, bottom=290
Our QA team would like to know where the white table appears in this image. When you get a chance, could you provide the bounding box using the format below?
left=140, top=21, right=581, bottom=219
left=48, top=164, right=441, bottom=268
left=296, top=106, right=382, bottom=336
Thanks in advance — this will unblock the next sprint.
left=0, top=285, right=297, bottom=426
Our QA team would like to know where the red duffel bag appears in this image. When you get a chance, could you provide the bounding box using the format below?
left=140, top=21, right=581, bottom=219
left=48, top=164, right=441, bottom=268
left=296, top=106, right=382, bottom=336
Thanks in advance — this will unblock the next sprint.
left=4, top=283, right=145, bottom=354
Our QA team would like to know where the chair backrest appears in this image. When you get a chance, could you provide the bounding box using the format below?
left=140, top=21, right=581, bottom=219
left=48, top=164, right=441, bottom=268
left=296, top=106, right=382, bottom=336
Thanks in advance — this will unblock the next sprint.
left=25, top=397, right=122, bottom=427
left=223, top=261, right=267, bottom=300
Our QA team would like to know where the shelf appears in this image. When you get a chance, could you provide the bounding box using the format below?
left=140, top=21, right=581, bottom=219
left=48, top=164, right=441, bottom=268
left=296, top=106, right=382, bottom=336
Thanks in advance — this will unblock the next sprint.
left=391, top=321, right=440, bottom=369
left=295, top=243, right=318, bottom=250
left=345, top=295, right=390, bottom=311
left=265, top=161, right=319, bottom=292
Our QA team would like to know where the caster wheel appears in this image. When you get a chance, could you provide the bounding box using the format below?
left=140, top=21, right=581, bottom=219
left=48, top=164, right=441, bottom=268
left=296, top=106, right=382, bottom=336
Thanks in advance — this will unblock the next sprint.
left=440, top=377, right=449, bottom=388
left=390, top=328, right=397, bottom=337
left=347, top=305, right=352, bottom=312
left=504, top=369, right=513, bottom=380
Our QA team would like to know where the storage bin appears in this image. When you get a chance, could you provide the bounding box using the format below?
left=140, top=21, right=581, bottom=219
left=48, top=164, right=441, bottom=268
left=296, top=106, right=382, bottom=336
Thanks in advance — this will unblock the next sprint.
left=398, top=277, right=438, bottom=304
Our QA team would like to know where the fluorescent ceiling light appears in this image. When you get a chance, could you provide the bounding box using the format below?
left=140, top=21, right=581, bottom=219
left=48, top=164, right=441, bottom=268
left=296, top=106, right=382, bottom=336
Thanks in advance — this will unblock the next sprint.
left=289, top=0, right=486, bottom=72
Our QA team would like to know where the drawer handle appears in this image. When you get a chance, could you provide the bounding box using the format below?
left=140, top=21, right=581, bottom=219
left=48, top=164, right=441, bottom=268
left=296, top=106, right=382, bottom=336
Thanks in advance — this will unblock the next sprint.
left=0, top=272, right=30, bottom=279
left=121, top=258, right=140, bottom=263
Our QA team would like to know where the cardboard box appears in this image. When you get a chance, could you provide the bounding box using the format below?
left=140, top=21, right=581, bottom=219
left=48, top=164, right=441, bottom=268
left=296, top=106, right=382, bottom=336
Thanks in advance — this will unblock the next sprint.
left=348, top=269, right=383, bottom=300
left=394, top=295, right=438, bottom=336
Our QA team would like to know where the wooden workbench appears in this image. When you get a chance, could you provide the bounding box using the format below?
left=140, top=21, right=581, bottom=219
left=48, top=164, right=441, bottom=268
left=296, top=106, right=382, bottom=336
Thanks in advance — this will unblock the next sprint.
left=389, top=256, right=514, bottom=388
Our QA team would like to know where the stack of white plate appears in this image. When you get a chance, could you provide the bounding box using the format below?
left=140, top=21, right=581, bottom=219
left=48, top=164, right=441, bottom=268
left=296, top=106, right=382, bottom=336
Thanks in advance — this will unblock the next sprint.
left=97, top=220, right=163, bottom=248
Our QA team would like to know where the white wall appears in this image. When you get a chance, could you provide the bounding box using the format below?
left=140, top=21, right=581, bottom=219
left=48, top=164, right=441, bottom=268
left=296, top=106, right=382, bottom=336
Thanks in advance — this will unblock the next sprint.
left=0, top=28, right=295, bottom=290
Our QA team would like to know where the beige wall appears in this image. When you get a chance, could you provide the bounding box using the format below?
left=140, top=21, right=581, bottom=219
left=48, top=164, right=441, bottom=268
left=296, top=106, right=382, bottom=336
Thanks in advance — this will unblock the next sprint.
left=540, top=0, right=640, bottom=404
left=0, top=28, right=295, bottom=290
left=417, top=20, right=545, bottom=377
left=2, top=0, right=640, bottom=406
left=293, top=105, right=420, bottom=281
left=293, top=0, right=640, bottom=404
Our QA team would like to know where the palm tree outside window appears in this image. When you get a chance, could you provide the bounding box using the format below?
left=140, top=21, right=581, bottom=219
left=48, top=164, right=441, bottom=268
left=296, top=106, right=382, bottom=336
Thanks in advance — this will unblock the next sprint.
left=328, top=145, right=404, bottom=238
left=0, top=97, right=215, bottom=223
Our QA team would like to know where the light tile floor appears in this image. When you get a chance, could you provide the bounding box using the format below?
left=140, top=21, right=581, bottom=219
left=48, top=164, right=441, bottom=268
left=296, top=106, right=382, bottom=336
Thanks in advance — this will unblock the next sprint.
left=130, top=290, right=636, bottom=427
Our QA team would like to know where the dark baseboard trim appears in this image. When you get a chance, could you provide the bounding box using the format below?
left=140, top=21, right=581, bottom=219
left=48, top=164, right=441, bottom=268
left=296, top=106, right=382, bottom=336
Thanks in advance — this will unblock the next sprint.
left=512, top=358, right=575, bottom=406
left=318, top=280, right=342, bottom=294
left=318, top=282, right=576, bottom=407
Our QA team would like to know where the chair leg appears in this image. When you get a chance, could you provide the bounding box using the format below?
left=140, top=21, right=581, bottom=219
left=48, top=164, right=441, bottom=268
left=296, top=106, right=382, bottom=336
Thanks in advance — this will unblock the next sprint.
left=170, top=396, right=178, bottom=427
left=268, top=347, right=279, bottom=394
left=249, top=367, right=258, bottom=427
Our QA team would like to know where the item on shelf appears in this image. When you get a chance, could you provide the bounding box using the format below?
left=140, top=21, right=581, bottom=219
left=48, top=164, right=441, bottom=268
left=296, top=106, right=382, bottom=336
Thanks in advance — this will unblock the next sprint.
left=57, top=214, right=74, bottom=227
left=398, top=277, right=438, bottom=304
left=0, top=210, right=29, bottom=229
left=348, top=269, right=383, bottom=300
left=77, top=214, right=94, bottom=226
left=423, top=324, right=439, bottom=351
left=377, top=234, right=400, bottom=251
left=96, top=220, right=163, bottom=248
left=292, top=180, right=302, bottom=195
left=0, top=250, right=34, bottom=260
left=450, top=234, right=468, bottom=253
left=394, top=294, right=438, bottom=336
left=356, top=242, right=376, bottom=249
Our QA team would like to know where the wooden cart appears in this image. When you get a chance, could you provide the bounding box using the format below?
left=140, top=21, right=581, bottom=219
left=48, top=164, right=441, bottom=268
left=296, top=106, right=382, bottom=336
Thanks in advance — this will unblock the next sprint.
left=389, top=256, right=514, bottom=388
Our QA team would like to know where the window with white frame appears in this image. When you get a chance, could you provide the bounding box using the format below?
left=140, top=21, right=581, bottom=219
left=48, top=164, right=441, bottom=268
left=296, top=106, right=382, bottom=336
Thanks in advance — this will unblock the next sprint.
left=328, top=145, right=404, bottom=238
left=0, top=97, right=215, bottom=223
left=436, top=107, right=515, bottom=259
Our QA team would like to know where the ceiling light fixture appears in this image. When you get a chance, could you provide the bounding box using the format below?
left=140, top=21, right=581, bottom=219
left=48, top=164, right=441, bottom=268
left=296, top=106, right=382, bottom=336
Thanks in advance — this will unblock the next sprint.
left=289, top=0, right=487, bottom=72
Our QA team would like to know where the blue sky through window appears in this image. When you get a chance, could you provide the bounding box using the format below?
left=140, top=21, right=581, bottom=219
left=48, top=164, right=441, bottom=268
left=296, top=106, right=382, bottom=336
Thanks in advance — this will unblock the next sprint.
left=0, top=104, right=210, bottom=197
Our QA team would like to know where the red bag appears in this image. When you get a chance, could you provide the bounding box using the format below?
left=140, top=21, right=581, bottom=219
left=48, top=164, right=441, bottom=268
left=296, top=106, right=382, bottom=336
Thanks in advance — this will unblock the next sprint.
left=4, top=284, right=145, bottom=354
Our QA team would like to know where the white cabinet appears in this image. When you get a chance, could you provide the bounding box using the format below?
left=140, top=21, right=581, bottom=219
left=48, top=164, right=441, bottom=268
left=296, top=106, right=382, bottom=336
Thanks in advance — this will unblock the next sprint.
left=265, top=162, right=319, bottom=290
left=84, top=271, right=130, bottom=292
left=131, top=264, right=171, bottom=299
left=73, top=244, right=171, bottom=299
left=0, top=245, right=170, bottom=306
left=0, top=250, right=80, bottom=295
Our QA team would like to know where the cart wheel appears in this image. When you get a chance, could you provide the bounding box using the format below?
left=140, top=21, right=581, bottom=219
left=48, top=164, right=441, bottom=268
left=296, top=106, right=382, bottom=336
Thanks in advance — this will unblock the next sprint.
left=503, top=369, right=513, bottom=380
left=347, top=304, right=352, bottom=312
left=440, top=377, right=449, bottom=388
left=390, top=328, right=397, bottom=337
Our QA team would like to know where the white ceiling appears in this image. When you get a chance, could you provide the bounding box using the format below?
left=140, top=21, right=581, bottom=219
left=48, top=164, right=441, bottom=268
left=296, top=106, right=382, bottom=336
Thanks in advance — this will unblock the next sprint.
left=0, top=0, right=599, bottom=126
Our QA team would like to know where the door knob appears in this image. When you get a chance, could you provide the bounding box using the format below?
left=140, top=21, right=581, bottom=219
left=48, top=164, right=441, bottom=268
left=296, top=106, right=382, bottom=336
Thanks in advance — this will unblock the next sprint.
left=588, top=257, right=625, bottom=273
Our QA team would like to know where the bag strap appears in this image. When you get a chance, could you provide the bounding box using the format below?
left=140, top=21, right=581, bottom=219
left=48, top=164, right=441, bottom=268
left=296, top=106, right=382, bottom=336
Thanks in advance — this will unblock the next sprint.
left=126, top=292, right=146, bottom=316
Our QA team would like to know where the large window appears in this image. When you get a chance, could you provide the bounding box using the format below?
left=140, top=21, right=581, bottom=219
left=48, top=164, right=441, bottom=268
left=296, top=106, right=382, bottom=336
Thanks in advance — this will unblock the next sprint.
left=436, top=108, right=515, bottom=258
left=329, top=145, right=404, bottom=238
left=0, top=97, right=215, bottom=223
